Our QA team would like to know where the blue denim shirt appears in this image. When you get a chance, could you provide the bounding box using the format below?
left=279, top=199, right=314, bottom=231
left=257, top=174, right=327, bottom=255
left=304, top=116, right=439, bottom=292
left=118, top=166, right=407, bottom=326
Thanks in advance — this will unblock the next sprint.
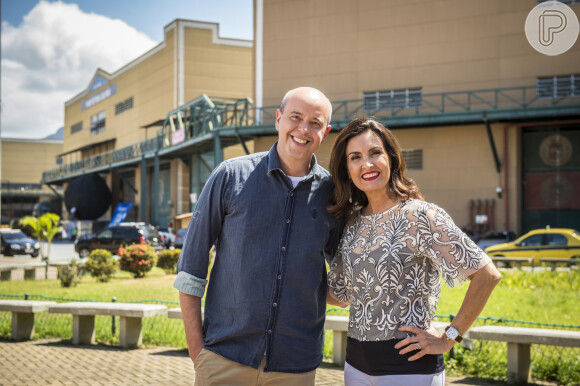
left=174, top=144, right=343, bottom=373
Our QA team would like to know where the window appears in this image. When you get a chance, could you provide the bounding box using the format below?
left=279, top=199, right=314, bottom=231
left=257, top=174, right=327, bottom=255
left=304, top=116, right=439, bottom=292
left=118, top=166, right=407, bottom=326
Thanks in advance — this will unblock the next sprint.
left=537, top=75, right=580, bottom=98
left=545, top=234, right=567, bottom=246
left=402, top=149, right=423, bottom=170
left=70, top=121, right=83, bottom=134
left=520, top=234, right=543, bottom=247
left=363, top=88, right=422, bottom=111
left=90, top=111, right=106, bottom=135
left=98, top=229, right=112, bottom=239
left=115, top=97, right=134, bottom=115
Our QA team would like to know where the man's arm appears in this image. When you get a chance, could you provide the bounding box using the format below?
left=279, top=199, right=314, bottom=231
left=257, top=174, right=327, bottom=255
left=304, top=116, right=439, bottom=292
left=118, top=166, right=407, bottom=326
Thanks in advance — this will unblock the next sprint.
left=179, top=292, right=204, bottom=363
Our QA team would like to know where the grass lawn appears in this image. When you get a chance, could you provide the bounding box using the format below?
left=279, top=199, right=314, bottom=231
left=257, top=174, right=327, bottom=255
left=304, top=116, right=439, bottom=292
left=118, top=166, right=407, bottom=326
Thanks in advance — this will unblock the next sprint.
left=0, top=267, right=180, bottom=303
left=1, top=267, right=578, bottom=384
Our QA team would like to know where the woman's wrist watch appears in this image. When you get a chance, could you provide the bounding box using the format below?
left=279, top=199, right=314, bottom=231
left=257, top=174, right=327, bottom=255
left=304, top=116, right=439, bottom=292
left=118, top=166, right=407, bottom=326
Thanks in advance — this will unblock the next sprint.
left=444, top=326, right=463, bottom=343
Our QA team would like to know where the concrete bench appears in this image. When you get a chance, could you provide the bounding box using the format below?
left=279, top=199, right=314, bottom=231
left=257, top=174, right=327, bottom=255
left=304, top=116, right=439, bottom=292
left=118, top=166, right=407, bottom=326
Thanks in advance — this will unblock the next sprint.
left=491, top=257, right=534, bottom=270
left=466, top=325, right=580, bottom=384
left=0, top=300, right=57, bottom=340
left=48, top=302, right=167, bottom=348
left=0, top=262, right=47, bottom=281
left=539, top=258, right=577, bottom=271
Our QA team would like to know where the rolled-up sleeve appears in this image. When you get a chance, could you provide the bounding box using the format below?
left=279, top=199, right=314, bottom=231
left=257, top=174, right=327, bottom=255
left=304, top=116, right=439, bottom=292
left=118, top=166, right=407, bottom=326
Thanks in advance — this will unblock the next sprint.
left=174, top=162, right=231, bottom=295
left=173, top=271, right=208, bottom=297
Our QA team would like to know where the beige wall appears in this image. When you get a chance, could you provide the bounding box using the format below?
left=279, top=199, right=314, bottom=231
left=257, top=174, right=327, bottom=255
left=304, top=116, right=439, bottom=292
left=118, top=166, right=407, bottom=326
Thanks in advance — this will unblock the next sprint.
left=260, top=0, right=580, bottom=105
left=257, top=0, right=580, bottom=233
left=1, top=139, right=62, bottom=185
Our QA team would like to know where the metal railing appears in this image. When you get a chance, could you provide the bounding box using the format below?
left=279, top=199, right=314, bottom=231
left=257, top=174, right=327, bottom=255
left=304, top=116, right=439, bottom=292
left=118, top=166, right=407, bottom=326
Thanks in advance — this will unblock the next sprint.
left=42, top=86, right=580, bottom=182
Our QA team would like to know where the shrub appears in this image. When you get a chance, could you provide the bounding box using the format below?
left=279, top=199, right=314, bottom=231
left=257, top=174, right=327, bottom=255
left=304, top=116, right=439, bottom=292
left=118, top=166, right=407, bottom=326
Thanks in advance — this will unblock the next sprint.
left=58, top=260, right=81, bottom=287
left=157, top=249, right=181, bottom=274
left=85, top=249, right=118, bottom=282
left=118, top=244, right=158, bottom=278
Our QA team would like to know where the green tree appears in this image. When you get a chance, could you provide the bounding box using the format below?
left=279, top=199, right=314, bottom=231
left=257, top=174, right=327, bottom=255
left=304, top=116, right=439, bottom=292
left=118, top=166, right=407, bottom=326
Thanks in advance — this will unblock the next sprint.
left=19, top=213, right=62, bottom=260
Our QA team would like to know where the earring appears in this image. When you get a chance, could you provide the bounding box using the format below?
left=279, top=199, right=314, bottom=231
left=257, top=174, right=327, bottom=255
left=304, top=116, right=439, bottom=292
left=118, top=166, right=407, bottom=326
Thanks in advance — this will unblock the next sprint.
left=349, top=196, right=352, bottom=203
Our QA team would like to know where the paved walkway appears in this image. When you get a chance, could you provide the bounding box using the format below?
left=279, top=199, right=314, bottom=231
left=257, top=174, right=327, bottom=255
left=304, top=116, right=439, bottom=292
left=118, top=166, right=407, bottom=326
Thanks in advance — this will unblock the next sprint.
left=0, top=338, right=525, bottom=386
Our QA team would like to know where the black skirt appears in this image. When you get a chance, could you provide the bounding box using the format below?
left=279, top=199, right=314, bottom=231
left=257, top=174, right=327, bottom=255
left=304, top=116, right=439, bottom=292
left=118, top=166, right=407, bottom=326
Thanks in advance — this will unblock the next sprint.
left=346, top=337, right=445, bottom=376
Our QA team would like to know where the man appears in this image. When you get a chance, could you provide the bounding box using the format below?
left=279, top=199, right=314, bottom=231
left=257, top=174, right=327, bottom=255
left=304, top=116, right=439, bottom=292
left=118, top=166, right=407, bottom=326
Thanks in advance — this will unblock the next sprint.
left=174, top=87, right=343, bottom=385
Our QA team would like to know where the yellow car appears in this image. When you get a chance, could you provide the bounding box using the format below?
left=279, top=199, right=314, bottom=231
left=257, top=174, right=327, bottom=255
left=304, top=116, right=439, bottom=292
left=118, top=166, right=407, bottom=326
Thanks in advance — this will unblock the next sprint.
left=485, top=228, right=580, bottom=265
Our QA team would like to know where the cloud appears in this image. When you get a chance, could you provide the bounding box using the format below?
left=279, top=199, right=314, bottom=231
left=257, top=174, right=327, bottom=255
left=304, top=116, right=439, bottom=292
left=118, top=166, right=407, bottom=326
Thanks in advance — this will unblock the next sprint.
left=1, top=0, right=157, bottom=139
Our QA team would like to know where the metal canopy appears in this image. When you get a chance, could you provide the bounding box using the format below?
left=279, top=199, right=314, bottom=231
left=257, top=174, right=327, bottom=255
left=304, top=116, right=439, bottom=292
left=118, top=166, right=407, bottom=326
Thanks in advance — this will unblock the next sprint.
left=42, top=86, right=580, bottom=185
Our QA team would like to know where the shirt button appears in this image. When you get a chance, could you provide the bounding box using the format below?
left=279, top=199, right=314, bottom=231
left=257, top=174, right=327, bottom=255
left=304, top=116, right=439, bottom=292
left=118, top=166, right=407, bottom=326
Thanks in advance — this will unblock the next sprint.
left=281, top=246, right=286, bottom=252
left=277, top=275, right=282, bottom=280
left=268, top=330, right=272, bottom=334
left=286, top=219, right=290, bottom=224
left=273, top=303, right=277, bottom=308
left=290, top=192, right=294, bottom=197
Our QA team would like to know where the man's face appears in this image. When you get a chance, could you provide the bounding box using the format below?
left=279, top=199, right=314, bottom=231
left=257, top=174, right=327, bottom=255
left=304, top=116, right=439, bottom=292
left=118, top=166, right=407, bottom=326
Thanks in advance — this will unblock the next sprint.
left=275, top=89, right=331, bottom=172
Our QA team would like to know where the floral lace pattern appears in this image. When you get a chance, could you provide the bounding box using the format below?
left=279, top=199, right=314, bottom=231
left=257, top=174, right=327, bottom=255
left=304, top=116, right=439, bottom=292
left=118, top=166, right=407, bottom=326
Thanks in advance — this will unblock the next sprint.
left=328, top=199, right=491, bottom=341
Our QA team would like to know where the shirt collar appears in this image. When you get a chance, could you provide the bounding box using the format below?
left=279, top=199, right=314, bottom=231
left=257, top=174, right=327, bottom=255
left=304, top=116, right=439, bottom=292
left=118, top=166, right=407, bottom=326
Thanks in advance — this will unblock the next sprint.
left=267, top=141, right=323, bottom=181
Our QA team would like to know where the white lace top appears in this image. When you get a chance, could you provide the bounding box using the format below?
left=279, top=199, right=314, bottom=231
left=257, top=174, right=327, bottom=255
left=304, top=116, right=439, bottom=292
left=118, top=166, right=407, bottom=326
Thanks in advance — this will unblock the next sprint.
left=328, top=199, right=491, bottom=341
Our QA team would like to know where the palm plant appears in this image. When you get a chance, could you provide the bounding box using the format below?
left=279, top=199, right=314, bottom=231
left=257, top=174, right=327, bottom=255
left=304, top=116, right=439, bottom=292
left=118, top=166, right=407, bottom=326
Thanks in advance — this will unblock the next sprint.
left=19, top=213, right=62, bottom=260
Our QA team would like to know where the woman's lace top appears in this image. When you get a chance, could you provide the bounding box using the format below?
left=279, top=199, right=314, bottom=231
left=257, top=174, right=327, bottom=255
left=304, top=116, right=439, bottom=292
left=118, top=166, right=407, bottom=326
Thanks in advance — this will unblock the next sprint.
left=328, top=199, right=491, bottom=341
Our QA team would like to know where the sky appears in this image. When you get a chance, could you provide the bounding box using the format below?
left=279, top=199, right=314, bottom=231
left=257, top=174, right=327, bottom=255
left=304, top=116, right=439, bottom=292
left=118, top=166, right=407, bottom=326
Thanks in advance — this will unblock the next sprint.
left=0, top=0, right=253, bottom=139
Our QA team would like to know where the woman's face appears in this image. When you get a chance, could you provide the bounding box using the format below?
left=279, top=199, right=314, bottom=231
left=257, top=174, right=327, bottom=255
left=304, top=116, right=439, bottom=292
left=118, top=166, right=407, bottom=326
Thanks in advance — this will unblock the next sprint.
left=345, top=130, right=391, bottom=197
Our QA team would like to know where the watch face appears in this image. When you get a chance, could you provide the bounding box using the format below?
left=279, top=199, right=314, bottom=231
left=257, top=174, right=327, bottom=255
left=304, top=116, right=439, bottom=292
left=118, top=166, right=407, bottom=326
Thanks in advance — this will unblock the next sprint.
left=446, top=327, right=459, bottom=340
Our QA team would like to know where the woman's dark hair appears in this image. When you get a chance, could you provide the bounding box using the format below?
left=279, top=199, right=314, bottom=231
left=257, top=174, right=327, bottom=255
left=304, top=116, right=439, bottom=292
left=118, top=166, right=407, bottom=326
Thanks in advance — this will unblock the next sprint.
left=328, top=118, right=424, bottom=220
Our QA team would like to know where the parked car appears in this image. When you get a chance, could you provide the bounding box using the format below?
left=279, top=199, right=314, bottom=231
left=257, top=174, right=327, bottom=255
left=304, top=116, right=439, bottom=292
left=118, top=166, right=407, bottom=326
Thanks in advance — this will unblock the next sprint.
left=156, top=227, right=175, bottom=248
left=0, top=229, right=40, bottom=257
left=485, top=227, right=580, bottom=265
left=477, top=230, right=517, bottom=250
left=74, top=222, right=163, bottom=258
left=173, top=228, right=187, bottom=249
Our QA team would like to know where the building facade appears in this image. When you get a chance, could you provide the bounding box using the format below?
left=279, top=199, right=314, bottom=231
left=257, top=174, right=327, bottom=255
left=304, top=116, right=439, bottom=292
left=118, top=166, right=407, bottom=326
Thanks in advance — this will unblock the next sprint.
left=44, top=20, right=253, bottom=228
left=43, top=4, right=580, bottom=236
left=1, top=137, right=63, bottom=225
left=253, top=0, right=580, bottom=235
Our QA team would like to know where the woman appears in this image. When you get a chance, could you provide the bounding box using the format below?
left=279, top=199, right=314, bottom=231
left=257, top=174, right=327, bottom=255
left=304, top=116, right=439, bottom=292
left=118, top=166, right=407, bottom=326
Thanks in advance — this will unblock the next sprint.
left=327, top=118, right=501, bottom=385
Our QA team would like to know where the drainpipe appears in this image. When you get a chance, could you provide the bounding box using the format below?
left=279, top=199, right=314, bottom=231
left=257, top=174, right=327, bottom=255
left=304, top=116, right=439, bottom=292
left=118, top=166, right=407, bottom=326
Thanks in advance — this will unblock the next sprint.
left=468, top=200, right=474, bottom=232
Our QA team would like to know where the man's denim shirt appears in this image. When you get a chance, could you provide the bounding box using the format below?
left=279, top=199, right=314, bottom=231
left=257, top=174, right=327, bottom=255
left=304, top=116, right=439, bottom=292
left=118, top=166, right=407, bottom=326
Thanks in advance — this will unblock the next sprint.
left=174, top=144, right=343, bottom=373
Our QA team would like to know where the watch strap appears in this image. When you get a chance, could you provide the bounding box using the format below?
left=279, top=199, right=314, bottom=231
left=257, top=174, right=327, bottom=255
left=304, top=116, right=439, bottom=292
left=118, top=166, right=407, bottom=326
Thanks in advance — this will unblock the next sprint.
left=445, top=326, right=463, bottom=343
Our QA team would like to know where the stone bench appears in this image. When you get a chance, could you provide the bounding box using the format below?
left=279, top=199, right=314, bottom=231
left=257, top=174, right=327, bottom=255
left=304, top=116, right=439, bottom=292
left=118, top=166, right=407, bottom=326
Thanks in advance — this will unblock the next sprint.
left=491, top=257, right=534, bottom=270
left=466, top=325, right=580, bottom=384
left=539, top=258, right=577, bottom=271
left=0, top=300, right=57, bottom=340
left=0, top=262, right=47, bottom=281
left=48, top=302, right=167, bottom=348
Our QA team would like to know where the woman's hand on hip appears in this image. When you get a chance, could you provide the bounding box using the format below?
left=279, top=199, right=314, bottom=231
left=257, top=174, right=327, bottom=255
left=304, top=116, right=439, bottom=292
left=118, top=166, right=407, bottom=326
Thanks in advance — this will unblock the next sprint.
left=394, top=325, right=455, bottom=361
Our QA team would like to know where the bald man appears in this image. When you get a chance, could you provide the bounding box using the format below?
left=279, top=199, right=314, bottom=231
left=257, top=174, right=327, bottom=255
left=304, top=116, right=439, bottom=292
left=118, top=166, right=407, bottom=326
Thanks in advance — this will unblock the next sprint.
left=175, top=87, right=344, bottom=385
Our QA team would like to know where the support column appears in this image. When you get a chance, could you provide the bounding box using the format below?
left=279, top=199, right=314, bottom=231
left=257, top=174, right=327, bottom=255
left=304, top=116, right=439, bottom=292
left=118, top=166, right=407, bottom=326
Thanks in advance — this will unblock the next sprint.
left=153, top=152, right=160, bottom=226
left=119, top=316, right=143, bottom=348
left=507, top=342, right=531, bottom=384
left=213, top=132, right=223, bottom=167
left=72, top=315, right=96, bottom=345
left=11, top=312, right=35, bottom=340
left=333, top=331, right=347, bottom=366
left=140, top=156, right=147, bottom=222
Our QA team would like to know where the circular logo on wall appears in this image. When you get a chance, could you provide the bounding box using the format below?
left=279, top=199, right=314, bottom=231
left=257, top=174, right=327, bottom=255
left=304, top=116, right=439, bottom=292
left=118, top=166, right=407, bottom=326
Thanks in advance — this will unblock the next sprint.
left=539, top=134, right=573, bottom=167
left=525, top=1, right=579, bottom=56
left=540, top=175, right=573, bottom=208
